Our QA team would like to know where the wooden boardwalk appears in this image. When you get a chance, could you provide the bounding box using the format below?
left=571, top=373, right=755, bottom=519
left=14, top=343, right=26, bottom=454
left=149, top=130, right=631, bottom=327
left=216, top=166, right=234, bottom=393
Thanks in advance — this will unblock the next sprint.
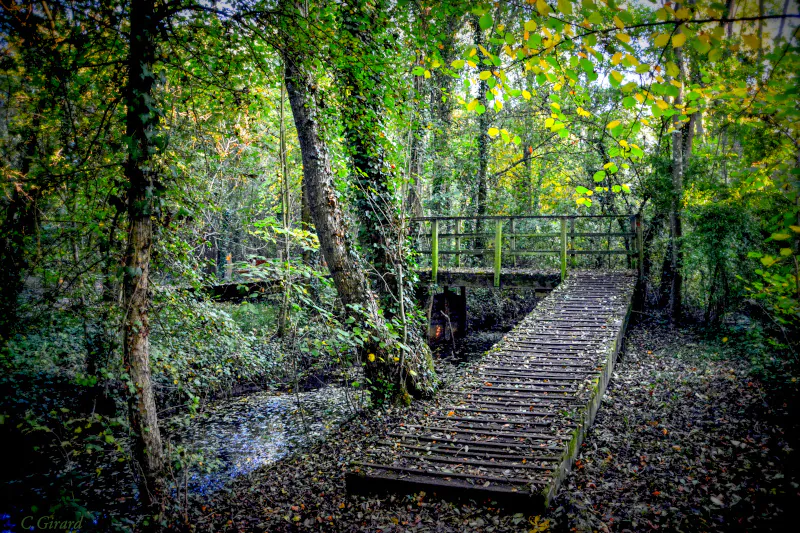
left=346, top=271, right=636, bottom=511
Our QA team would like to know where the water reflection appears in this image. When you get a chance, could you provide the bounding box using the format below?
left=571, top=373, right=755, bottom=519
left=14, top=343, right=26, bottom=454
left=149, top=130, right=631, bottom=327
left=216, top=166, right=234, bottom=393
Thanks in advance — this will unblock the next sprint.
left=168, top=386, right=362, bottom=494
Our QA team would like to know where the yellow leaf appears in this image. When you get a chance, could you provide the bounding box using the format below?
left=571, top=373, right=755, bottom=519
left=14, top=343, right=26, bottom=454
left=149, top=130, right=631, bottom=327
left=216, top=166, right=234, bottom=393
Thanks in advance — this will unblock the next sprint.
left=536, top=0, right=551, bottom=16
left=368, top=353, right=375, bottom=362
left=634, top=93, right=645, bottom=103
left=522, top=90, right=532, bottom=100
left=611, top=52, right=623, bottom=65
left=466, top=99, right=479, bottom=111
left=479, top=44, right=491, bottom=57
left=525, top=20, right=537, bottom=32
left=780, top=248, right=793, bottom=257
left=557, top=0, right=573, bottom=15
left=617, top=33, right=631, bottom=43
left=577, top=106, right=591, bottom=117
left=610, top=70, right=623, bottom=83
left=606, top=120, right=621, bottom=129
left=545, top=118, right=555, bottom=128
left=772, top=233, right=791, bottom=240
left=743, top=34, right=761, bottom=49
left=488, top=127, right=500, bottom=137
left=613, top=16, right=624, bottom=29
left=672, top=33, right=686, bottom=47
left=479, top=70, right=492, bottom=80
left=789, top=225, right=800, bottom=233
left=655, top=99, right=669, bottom=110
left=654, top=33, right=670, bottom=47
left=675, top=8, right=691, bottom=20
left=553, top=83, right=562, bottom=91
left=666, top=62, right=679, bottom=77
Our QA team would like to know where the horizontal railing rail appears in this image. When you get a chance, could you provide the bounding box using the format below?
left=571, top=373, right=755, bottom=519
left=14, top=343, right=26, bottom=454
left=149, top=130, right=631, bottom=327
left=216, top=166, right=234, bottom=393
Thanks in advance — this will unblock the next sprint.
left=410, top=214, right=643, bottom=286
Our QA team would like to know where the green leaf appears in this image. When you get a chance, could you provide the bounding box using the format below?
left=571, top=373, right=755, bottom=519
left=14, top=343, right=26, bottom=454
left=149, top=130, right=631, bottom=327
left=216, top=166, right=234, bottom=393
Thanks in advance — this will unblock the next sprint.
left=479, top=13, right=492, bottom=30
left=593, top=170, right=606, bottom=182
left=622, top=96, right=636, bottom=109
left=451, top=59, right=465, bottom=69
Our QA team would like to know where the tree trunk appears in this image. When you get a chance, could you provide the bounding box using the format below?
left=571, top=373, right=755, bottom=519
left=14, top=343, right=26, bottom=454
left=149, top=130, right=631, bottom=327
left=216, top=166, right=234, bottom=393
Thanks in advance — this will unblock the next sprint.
left=122, top=0, right=164, bottom=505
left=429, top=13, right=460, bottom=216
left=277, top=70, right=291, bottom=339
left=472, top=14, right=489, bottom=246
left=281, top=34, right=435, bottom=404
left=669, top=42, right=686, bottom=323
left=407, top=60, right=425, bottom=218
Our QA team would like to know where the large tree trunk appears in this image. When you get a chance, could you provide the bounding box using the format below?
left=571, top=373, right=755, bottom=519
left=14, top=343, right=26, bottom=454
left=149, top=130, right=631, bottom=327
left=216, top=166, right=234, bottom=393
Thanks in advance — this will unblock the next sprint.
left=282, top=36, right=435, bottom=404
left=336, top=0, right=437, bottom=401
left=122, top=0, right=164, bottom=505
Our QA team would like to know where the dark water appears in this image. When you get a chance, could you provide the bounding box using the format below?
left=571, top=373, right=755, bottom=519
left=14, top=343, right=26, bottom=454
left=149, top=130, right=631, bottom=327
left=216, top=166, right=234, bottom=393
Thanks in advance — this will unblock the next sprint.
left=167, top=386, right=364, bottom=495
left=167, top=326, right=519, bottom=496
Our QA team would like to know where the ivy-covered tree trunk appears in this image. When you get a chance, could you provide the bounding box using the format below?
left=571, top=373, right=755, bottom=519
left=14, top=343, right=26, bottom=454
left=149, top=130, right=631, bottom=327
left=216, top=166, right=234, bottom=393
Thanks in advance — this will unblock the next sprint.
left=122, top=0, right=164, bottom=504
left=281, top=30, right=435, bottom=403
left=336, top=0, right=437, bottom=402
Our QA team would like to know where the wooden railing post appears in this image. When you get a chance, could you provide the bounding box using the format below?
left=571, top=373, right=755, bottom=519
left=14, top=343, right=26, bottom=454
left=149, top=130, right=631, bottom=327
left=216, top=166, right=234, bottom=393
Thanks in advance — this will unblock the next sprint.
left=431, top=219, right=439, bottom=285
left=569, top=217, right=576, bottom=268
left=636, top=213, right=644, bottom=279
left=510, top=217, right=517, bottom=268
left=455, top=219, right=462, bottom=268
left=560, top=217, right=567, bottom=282
left=494, top=219, right=503, bottom=287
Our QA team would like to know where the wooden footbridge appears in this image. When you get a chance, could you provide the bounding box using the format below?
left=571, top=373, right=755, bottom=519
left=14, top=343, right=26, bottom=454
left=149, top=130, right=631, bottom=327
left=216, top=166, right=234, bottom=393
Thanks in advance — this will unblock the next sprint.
left=346, top=214, right=642, bottom=511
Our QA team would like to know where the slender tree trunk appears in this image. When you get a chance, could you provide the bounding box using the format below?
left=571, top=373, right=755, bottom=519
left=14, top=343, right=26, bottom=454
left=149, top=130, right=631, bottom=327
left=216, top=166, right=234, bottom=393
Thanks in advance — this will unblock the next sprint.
left=406, top=61, right=425, bottom=218
left=122, top=0, right=164, bottom=504
left=429, top=13, right=460, bottom=215
left=669, top=41, right=686, bottom=323
left=277, top=70, right=291, bottom=338
left=472, top=14, right=489, bottom=246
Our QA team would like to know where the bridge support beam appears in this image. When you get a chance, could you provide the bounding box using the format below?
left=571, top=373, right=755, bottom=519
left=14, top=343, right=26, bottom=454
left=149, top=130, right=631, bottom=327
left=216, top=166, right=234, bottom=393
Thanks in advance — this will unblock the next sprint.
left=427, top=286, right=467, bottom=343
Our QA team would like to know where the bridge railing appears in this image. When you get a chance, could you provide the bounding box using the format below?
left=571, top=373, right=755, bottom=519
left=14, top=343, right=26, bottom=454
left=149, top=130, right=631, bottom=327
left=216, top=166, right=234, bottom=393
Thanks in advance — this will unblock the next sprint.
left=410, top=214, right=643, bottom=287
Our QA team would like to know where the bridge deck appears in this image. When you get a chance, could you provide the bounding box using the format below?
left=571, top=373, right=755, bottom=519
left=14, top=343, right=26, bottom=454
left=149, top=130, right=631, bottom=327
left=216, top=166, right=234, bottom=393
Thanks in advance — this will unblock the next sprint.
left=346, top=271, right=636, bottom=511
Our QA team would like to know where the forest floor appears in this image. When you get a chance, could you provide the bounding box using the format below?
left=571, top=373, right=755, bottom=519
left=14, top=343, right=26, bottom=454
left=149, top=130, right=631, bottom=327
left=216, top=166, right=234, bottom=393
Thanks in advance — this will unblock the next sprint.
left=182, top=317, right=799, bottom=532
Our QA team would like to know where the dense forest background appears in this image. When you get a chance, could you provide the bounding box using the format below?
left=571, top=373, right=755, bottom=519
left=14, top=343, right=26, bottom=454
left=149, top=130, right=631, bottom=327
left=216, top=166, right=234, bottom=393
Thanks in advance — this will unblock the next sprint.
left=1, top=0, right=798, bottom=530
